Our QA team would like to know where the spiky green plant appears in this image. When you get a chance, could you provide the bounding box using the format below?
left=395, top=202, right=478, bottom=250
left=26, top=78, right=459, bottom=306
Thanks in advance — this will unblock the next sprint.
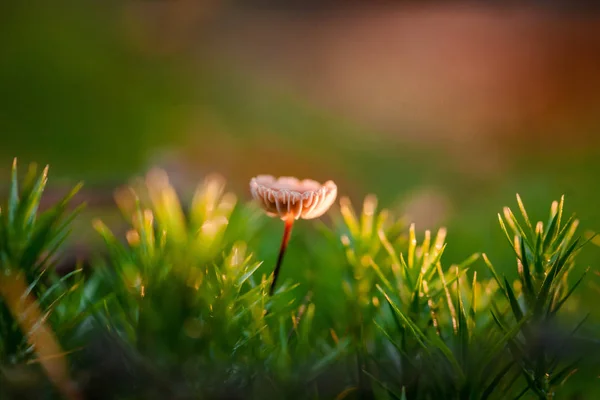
left=481, top=195, right=594, bottom=399
left=0, top=161, right=598, bottom=400
left=327, top=194, right=484, bottom=398
left=90, top=170, right=349, bottom=399
left=322, top=194, right=407, bottom=396
left=362, top=219, right=514, bottom=400
left=0, top=160, right=84, bottom=400
left=334, top=194, right=597, bottom=400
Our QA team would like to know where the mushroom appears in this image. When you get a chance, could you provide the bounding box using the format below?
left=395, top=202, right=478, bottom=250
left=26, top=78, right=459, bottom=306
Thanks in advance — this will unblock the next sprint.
left=250, top=175, right=337, bottom=295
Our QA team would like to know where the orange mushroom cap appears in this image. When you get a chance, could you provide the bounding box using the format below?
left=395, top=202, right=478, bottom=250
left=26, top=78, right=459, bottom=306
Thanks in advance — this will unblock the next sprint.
left=250, top=175, right=337, bottom=220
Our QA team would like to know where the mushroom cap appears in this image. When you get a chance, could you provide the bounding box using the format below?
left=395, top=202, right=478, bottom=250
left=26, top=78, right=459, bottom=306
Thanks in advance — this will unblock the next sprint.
left=250, top=175, right=337, bottom=220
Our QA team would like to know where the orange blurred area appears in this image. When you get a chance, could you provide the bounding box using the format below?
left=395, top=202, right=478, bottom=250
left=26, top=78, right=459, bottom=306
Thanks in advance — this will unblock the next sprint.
left=127, top=1, right=600, bottom=188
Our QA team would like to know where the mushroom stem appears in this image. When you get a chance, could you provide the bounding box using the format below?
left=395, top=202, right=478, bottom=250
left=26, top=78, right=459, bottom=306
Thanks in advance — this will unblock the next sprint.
left=269, top=214, right=295, bottom=296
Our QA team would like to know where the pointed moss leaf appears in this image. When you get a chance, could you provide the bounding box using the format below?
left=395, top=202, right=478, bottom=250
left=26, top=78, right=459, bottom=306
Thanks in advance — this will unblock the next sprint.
left=20, top=209, right=64, bottom=270
left=379, top=285, right=427, bottom=349
left=503, top=277, right=525, bottom=323
left=457, top=253, right=481, bottom=270
left=497, top=214, right=516, bottom=252
left=18, top=166, right=48, bottom=232
left=22, top=265, right=50, bottom=299
left=433, top=227, right=447, bottom=252
left=424, top=243, right=447, bottom=281
left=550, top=267, right=589, bottom=316
left=34, top=206, right=85, bottom=273
left=543, top=210, right=561, bottom=253
left=57, top=182, right=84, bottom=208
left=468, top=272, right=477, bottom=333
left=436, top=263, right=458, bottom=334
left=535, top=237, right=580, bottom=315
left=339, top=197, right=360, bottom=239
left=360, top=194, right=377, bottom=242
left=237, top=261, right=263, bottom=287
left=428, top=267, right=470, bottom=300
left=489, top=306, right=508, bottom=334
left=309, top=338, right=350, bottom=379
left=573, top=232, right=597, bottom=255
left=422, top=281, right=442, bottom=337
left=515, top=194, right=533, bottom=233
left=374, top=322, right=414, bottom=374
left=298, top=303, right=315, bottom=347
left=486, top=308, right=529, bottom=363
left=409, top=273, right=422, bottom=318
left=408, top=223, right=416, bottom=270
left=556, top=195, right=565, bottom=231
left=419, top=230, right=431, bottom=267
left=8, top=158, right=19, bottom=227
left=553, top=214, right=576, bottom=251
left=518, top=236, right=534, bottom=287
left=384, top=297, right=406, bottom=341
left=547, top=314, right=589, bottom=373
left=398, top=253, right=413, bottom=291
left=482, top=254, right=503, bottom=293
left=546, top=200, right=559, bottom=228
left=503, top=207, right=531, bottom=247
left=456, top=269, right=469, bottom=365
left=378, top=228, right=403, bottom=282
left=93, top=219, right=128, bottom=259
left=369, top=258, right=393, bottom=292
left=549, top=359, right=581, bottom=387
left=561, top=220, right=580, bottom=254
left=19, top=163, right=39, bottom=199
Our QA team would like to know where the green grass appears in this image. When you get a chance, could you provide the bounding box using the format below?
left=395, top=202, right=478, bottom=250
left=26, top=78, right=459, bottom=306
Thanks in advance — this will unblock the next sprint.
left=0, top=160, right=599, bottom=400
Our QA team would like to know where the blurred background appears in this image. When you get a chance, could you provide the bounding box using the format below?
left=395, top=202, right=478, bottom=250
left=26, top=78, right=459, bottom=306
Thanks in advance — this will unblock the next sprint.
left=2, top=0, right=600, bottom=302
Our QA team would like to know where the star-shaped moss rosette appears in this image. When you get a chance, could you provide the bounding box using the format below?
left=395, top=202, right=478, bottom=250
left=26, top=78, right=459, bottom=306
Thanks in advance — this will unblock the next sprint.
left=250, top=175, right=337, bottom=295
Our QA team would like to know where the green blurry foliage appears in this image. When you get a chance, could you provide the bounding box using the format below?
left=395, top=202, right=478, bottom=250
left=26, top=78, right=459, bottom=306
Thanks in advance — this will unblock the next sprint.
left=0, top=161, right=93, bottom=400
left=0, top=161, right=85, bottom=361
left=0, top=1, right=194, bottom=181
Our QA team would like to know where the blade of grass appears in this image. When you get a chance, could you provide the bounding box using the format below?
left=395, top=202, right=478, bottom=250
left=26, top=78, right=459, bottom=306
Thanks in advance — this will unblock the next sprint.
left=515, top=194, right=533, bottom=233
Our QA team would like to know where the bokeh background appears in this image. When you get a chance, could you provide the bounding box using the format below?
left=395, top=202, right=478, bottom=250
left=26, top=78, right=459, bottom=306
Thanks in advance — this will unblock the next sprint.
left=2, top=1, right=600, bottom=309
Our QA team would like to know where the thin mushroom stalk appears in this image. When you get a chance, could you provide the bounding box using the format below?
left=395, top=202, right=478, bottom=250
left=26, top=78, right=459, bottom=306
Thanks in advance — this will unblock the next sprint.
left=250, top=175, right=337, bottom=295
left=270, top=213, right=295, bottom=295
